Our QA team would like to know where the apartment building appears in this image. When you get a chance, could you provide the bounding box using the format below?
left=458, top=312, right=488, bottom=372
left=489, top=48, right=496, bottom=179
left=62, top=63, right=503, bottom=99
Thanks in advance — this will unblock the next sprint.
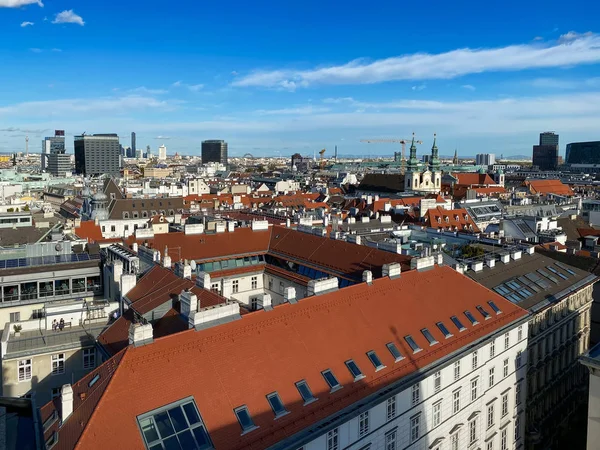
left=40, top=264, right=529, bottom=450
left=463, top=247, right=596, bottom=449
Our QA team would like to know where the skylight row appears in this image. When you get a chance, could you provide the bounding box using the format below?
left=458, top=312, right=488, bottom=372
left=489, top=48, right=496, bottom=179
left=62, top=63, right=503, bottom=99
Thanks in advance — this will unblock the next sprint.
left=230, top=302, right=502, bottom=434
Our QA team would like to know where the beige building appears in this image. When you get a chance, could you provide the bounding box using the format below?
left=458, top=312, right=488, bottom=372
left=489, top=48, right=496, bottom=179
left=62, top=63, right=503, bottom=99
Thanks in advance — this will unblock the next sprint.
left=580, top=341, right=600, bottom=450
left=143, top=167, right=172, bottom=178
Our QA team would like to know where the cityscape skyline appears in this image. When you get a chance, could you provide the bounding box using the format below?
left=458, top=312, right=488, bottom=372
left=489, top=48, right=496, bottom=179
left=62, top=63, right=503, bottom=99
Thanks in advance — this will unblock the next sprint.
left=1, top=1, right=600, bottom=156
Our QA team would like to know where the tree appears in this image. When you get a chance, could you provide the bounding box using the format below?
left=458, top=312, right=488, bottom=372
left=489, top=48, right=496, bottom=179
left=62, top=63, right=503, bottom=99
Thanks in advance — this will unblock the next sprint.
left=461, top=244, right=484, bottom=258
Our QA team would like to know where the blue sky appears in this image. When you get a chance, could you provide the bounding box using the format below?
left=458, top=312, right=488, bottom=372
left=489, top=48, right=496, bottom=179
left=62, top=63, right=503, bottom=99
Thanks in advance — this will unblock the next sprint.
left=1, top=0, right=600, bottom=158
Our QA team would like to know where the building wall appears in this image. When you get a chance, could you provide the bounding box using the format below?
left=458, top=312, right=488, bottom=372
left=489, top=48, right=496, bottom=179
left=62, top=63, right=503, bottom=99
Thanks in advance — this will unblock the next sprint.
left=187, top=179, right=210, bottom=195
left=296, top=322, right=529, bottom=450
left=586, top=368, right=600, bottom=449
left=99, top=218, right=157, bottom=238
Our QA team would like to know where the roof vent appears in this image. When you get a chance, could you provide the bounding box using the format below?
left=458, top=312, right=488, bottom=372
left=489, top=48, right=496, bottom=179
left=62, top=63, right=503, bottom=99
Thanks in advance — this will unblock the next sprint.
left=284, top=287, right=297, bottom=303
left=307, top=277, right=338, bottom=296
left=362, top=270, right=373, bottom=285
left=128, top=322, right=153, bottom=347
left=382, top=262, right=401, bottom=279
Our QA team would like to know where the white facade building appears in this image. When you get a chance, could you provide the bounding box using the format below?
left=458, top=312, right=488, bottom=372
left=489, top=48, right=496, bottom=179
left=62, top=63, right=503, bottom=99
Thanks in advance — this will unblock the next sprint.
left=158, top=145, right=167, bottom=161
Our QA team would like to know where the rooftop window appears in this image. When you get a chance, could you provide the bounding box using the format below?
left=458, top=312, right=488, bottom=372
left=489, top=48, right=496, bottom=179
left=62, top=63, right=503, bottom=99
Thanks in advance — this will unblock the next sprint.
left=451, top=315, right=466, bottom=332
left=345, top=360, right=365, bottom=381
left=386, top=342, right=404, bottom=362
left=296, top=380, right=317, bottom=405
left=366, top=351, right=386, bottom=371
left=137, top=398, right=213, bottom=450
left=266, top=393, right=288, bottom=419
left=421, top=328, right=439, bottom=346
left=476, top=305, right=491, bottom=320
left=404, top=335, right=422, bottom=353
left=464, top=310, right=479, bottom=325
left=436, top=322, right=453, bottom=338
left=234, top=405, right=258, bottom=434
left=487, top=301, right=502, bottom=315
left=321, top=370, right=342, bottom=392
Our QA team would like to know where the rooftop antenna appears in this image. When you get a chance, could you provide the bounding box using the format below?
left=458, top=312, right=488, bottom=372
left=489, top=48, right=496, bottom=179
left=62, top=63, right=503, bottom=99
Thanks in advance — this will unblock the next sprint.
left=25, top=136, right=29, bottom=156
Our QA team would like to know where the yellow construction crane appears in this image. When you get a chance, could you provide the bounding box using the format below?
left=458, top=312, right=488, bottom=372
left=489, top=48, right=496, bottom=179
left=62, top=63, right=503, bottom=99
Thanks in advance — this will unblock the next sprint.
left=360, top=136, right=423, bottom=174
left=319, top=148, right=326, bottom=170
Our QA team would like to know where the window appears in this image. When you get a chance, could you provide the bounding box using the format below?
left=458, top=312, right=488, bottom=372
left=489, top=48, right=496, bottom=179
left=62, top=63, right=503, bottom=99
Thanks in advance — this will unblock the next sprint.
left=386, top=396, right=396, bottom=421
left=296, top=380, right=316, bottom=404
left=385, top=429, right=397, bottom=450
left=18, top=359, right=32, bottom=382
left=472, top=350, right=478, bottom=370
left=10, top=312, right=20, bottom=323
left=234, top=406, right=257, bottom=433
left=451, top=315, right=466, bottom=331
left=453, top=390, right=461, bottom=413
left=501, top=428, right=507, bottom=450
left=517, top=325, right=523, bottom=341
left=490, top=341, right=495, bottom=358
left=465, top=310, right=479, bottom=325
left=487, top=403, right=495, bottom=429
left=83, top=348, right=95, bottom=370
left=366, top=351, right=385, bottom=371
left=405, top=335, right=422, bottom=353
left=251, top=276, right=258, bottom=290
left=327, top=428, right=339, bottom=450
left=137, top=398, right=212, bottom=450
left=345, top=360, right=365, bottom=380
left=433, top=401, right=442, bottom=427
left=51, top=387, right=61, bottom=399
left=487, top=437, right=494, bottom=450
left=504, top=333, right=510, bottom=350
left=266, top=392, right=287, bottom=418
left=437, top=321, right=453, bottom=338
left=451, top=432, right=460, bottom=450
left=469, top=417, right=478, bottom=444
left=422, top=328, right=438, bottom=345
left=386, top=342, right=403, bottom=362
left=477, top=305, right=491, bottom=320
left=412, top=383, right=420, bottom=406
left=434, top=370, right=441, bottom=392
left=503, top=358, right=509, bottom=378
left=358, top=411, right=369, bottom=437
left=515, top=382, right=522, bottom=405
left=516, top=351, right=522, bottom=369
left=454, top=361, right=461, bottom=380
left=51, top=353, right=65, bottom=375
left=232, top=280, right=239, bottom=294
left=410, top=415, right=420, bottom=443
left=322, top=370, right=342, bottom=392
left=111, top=225, right=116, bottom=232
left=501, top=392, right=509, bottom=416
left=471, top=378, right=478, bottom=401
left=489, top=367, right=495, bottom=387
left=210, top=283, right=220, bottom=294
left=515, top=415, right=521, bottom=441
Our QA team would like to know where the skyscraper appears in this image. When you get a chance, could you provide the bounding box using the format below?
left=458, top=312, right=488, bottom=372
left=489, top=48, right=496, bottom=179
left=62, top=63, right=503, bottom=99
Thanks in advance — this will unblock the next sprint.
left=533, top=132, right=559, bottom=170
left=201, top=140, right=228, bottom=165
left=475, top=153, right=496, bottom=166
left=41, top=130, right=66, bottom=171
left=131, top=132, right=136, bottom=154
left=74, top=134, right=121, bottom=176
left=539, top=131, right=559, bottom=146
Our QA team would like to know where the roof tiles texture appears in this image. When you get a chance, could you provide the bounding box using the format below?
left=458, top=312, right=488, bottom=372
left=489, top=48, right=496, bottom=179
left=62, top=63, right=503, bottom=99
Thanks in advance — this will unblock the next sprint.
left=42, top=265, right=528, bottom=450
left=526, top=179, right=574, bottom=196
left=425, top=206, right=481, bottom=233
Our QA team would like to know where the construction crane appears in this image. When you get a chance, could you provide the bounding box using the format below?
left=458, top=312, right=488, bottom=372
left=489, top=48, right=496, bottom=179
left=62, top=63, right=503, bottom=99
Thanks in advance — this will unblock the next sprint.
left=319, top=149, right=326, bottom=170
left=360, top=136, right=423, bottom=174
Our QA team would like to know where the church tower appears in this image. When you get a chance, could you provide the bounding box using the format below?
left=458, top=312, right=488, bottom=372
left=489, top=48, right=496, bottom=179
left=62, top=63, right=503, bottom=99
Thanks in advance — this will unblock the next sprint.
left=429, top=133, right=442, bottom=192
left=452, top=148, right=459, bottom=165
left=405, top=134, right=420, bottom=191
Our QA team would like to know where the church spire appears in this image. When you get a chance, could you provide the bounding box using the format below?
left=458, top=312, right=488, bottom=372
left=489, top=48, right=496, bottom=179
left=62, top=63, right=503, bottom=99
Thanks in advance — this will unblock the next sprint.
left=452, top=148, right=459, bottom=165
left=407, top=132, right=418, bottom=172
left=430, top=133, right=440, bottom=172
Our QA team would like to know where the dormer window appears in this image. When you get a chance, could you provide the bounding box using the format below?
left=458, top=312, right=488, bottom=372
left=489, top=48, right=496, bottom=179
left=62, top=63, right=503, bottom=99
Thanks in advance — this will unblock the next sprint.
left=455, top=215, right=459, bottom=221
left=464, top=214, right=469, bottom=220
left=445, top=216, right=449, bottom=223
left=437, top=217, right=442, bottom=224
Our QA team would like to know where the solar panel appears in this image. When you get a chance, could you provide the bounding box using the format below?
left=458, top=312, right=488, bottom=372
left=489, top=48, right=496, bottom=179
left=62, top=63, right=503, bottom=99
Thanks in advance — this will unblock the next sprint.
left=0, top=252, right=98, bottom=270
left=0, top=261, right=6, bottom=269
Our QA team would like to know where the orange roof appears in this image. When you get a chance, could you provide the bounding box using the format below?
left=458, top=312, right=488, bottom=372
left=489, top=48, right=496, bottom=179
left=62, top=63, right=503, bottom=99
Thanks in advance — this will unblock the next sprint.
left=452, top=173, right=496, bottom=187
left=525, top=179, right=574, bottom=196
left=41, top=265, right=528, bottom=450
left=74, top=221, right=103, bottom=243
left=425, top=206, right=481, bottom=233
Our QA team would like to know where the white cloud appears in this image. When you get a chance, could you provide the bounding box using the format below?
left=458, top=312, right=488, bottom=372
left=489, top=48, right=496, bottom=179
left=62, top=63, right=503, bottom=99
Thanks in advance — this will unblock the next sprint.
left=411, top=84, right=426, bottom=91
left=254, top=106, right=330, bottom=116
left=530, top=77, right=600, bottom=89
left=53, top=10, right=84, bottom=26
left=172, top=81, right=204, bottom=92
left=533, top=36, right=544, bottom=41
left=461, top=84, right=476, bottom=91
left=233, top=32, right=600, bottom=88
left=0, top=0, right=42, bottom=8
left=20, top=21, right=34, bottom=27
left=154, top=136, right=171, bottom=140
left=131, top=86, right=168, bottom=95
left=29, top=47, right=42, bottom=53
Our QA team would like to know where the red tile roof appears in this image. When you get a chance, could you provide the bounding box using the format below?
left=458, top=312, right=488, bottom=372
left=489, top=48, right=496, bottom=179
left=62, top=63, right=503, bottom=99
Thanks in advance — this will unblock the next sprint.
left=525, top=179, right=574, bottom=196
left=425, top=206, right=481, bottom=233
left=41, top=265, right=528, bottom=450
left=73, top=221, right=103, bottom=243
left=451, top=173, right=496, bottom=187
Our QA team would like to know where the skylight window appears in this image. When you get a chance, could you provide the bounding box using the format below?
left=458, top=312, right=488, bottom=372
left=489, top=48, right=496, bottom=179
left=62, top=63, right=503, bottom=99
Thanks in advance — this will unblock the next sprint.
left=296, top=380, right=317, bottom=405
left=404, top=335, right=422, bottom=353
left=366, top=351, right=386, bottom=371
left=322, top=370, right=342, bottom=391
left=487, top=301, right=502, bottom=315
left=421, top=328, right=439, bottom=346
left=266, top=392, right=288, bottom=418
left=436, top=322, right=453, bottom=338
left=464, top=310, right=479, bottom=325
left=476, top=305, right=491, bottom=320
left=451, top=315, right=466, bottom=332
left=137, top=398, right=213, bottom=450
left=345, top=360, right=365, bottom=380
left=386, top=342, right=404, bottom=362
left=555, top=262, right=576, bottom=276
left=234, top=406, right=258, bottom=434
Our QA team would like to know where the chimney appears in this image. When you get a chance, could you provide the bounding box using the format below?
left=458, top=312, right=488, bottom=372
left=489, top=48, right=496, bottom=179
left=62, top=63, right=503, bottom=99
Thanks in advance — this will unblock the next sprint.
left=162, top=254, right=172, bottom=268
left=222, top=279, right=232, bottom=298
left=284, top=287, right=297, bottom=303
left=500, top=252, right=510, bottom=264
left=175, top=261, right=192, bottom=279
left=510, top=250, right=522, bottom=260
left=382, top=262, right=401, bottom=279
left=485, top=256, right=496, bottom=268
left=132, top=242, right=139, bottom=253
left=61, top=384, right=73, bottom=422
left=262, top=293, right=273, bottom=311
left=286, top=218, right=291, bottom=228
left=180, top=290, right=198, bottom=322
left=471, top=261, right=484, bottom=272
left=128, top=322, right=153, bottom=346
left=196, top=271, right=211, bottom=289
left=215, top=222, right=226, bottom=233
left=252, top=220, right=269, bottom=231
left=362, top=270, right=373, bottom=285
left=227, top=221, right=235, bottom=232
left=307, top=277, right=339, bottom=296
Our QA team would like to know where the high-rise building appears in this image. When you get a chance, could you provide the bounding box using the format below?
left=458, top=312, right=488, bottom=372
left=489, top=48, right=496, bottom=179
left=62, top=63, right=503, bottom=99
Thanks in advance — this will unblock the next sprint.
left=539, top=131, right=559, bottom=146
left=131, top=132, right=136, bottom=154
left=41, top=130, right=66, bottom=171
left=158, top=145, right=167, bottom=161
left=74, top=134, right=121, bottom=176
left=201, top=140, right=228, bottom=165
left=475, top=153, right=496, bottom=166
left=565, top=141, right=600, bottom=165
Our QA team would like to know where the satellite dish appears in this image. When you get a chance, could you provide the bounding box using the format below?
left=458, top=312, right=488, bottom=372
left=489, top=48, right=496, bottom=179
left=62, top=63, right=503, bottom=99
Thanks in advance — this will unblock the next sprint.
left=55, top=243, right=63, bottom=252
left=190, top=260, right=197, bottom=271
